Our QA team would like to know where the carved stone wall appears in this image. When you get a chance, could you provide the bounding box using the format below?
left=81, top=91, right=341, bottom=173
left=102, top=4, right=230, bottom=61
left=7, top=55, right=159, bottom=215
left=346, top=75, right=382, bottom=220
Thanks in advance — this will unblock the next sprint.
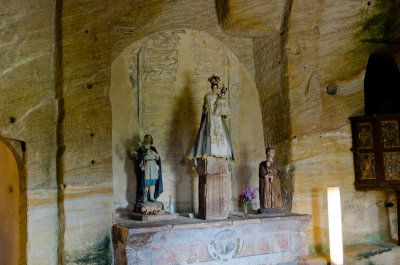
left=253, top=0, right=400, bottom=255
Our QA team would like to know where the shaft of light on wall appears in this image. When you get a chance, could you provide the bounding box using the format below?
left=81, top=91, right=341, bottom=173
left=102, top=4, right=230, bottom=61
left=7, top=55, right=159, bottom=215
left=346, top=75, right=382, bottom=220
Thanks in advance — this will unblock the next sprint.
left=327, top=186, right=344, bottom=265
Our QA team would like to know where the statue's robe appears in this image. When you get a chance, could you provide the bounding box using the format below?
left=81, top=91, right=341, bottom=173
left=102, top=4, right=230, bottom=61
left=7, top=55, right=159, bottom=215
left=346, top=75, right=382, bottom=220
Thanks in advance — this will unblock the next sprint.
left=137, top=146, right=163, bottom=202
left=188, top=92, right=234, bottom=168
left=259, top=160, right=282, bottom=208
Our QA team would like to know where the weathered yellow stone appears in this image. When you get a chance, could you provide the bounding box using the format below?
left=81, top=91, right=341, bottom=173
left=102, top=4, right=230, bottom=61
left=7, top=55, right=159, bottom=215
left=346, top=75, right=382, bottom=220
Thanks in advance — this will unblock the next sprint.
left=216, top=0, right=288, bottom=37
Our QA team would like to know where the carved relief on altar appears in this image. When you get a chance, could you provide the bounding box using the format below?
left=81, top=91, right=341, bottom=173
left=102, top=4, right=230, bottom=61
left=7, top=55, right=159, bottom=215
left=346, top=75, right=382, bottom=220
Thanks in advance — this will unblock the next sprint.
left=206, top=228, right=244, bottom=261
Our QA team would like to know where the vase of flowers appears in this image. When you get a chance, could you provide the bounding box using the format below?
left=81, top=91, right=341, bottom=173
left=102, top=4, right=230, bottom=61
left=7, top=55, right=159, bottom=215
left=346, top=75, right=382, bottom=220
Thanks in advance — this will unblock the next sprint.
left=239, top=185, right=258, bottom=218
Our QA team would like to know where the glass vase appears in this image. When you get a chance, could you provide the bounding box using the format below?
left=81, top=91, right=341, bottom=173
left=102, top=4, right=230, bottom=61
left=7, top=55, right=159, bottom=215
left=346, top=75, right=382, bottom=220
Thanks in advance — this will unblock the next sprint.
left=243, top=201, right=248, bottom=218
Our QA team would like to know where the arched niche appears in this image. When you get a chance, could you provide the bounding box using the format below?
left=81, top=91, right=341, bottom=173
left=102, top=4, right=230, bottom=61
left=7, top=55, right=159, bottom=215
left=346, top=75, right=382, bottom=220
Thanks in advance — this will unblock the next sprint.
left=0, top=135, right=27, bottom=265
left=111, top=29, right=265, bottom=216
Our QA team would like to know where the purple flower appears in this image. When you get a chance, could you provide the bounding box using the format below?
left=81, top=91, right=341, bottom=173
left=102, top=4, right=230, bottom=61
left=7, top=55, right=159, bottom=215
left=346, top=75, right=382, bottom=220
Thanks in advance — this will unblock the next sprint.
left=239, top=185, right=258, bottom=203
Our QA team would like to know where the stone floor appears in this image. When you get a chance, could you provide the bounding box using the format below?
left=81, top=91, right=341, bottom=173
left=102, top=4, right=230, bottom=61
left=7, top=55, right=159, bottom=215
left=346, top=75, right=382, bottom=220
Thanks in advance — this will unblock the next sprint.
left=302, top=241, right=400, bottom=265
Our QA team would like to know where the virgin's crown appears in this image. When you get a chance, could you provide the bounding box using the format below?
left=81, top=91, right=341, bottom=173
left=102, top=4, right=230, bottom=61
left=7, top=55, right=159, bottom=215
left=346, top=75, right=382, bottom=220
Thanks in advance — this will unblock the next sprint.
left=208, top=75, right=220, bottom=86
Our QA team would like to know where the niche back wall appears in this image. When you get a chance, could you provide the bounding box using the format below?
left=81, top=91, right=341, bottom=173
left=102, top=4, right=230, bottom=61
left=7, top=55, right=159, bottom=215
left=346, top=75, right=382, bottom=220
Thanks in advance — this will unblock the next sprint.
left=111, top=29, right=265, bottom=214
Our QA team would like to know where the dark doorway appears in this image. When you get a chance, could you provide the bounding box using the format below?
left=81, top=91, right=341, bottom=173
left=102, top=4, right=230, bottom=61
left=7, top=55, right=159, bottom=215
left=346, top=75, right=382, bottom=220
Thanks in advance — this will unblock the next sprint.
left=364, top=53, right=400, bottom=115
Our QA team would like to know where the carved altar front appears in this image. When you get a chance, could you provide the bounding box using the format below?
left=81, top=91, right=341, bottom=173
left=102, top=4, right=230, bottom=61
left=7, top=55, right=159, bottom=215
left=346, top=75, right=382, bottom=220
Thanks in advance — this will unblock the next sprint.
left=113, top=214, right=311, bottom=265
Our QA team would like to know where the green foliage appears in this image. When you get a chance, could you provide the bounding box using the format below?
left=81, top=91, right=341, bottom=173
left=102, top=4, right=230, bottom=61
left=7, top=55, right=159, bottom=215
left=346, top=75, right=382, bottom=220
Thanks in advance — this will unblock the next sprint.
left=128, top=137, right=150, bottom=159
left=355, top=0, right=400, bottom=44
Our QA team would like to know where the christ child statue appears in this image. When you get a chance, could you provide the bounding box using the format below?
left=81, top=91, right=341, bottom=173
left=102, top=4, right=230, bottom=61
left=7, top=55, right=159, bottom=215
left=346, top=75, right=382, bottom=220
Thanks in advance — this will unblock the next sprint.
left=213, top=85, right=231, bottom=117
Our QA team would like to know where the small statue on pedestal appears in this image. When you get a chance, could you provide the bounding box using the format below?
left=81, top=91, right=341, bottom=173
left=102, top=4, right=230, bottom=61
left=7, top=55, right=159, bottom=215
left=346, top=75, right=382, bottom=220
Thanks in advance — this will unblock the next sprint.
left=258, top=147, right=286, bottom=215
left=130, top=134, right=164, bottom=215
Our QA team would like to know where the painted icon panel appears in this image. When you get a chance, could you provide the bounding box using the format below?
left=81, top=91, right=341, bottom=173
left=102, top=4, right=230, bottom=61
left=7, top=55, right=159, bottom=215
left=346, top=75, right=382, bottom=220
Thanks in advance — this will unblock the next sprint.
left=381, top=121, right=399, bottom=148
left=384, top=152, right=400, bottom=180
left=357, top=123, right=373, bottom=149
left=358, top=152, right=376, bottom=180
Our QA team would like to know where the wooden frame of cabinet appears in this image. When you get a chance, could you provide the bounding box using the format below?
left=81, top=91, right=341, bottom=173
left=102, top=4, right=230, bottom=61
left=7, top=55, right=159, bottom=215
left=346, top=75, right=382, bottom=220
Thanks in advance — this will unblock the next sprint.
left=350, top=113, right=400, bottom=190
left=350, top=113, right=400, bottom=245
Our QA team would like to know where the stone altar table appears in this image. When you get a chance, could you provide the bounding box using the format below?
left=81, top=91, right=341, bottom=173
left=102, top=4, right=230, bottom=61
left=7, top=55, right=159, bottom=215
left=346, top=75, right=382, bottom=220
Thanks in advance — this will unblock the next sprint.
left=113, top=213, right=311, bottom=265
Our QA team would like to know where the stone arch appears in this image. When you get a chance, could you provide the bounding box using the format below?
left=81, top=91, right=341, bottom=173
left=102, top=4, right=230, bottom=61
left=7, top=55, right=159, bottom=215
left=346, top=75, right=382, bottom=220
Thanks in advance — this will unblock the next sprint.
left=0, top=135, right=27, bottom=265
left=110, top=29, right=265, bottom=216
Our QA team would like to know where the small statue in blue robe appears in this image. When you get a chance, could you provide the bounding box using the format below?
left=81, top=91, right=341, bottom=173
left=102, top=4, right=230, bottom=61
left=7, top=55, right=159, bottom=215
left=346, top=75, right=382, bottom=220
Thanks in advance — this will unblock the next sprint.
left=134, top=135, right=163, bottom=203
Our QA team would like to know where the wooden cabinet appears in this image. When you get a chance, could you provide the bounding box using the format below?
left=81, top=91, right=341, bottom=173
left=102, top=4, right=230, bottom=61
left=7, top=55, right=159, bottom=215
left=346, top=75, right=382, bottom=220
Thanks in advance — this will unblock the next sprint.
left=350, top=113, right=400, bottom=190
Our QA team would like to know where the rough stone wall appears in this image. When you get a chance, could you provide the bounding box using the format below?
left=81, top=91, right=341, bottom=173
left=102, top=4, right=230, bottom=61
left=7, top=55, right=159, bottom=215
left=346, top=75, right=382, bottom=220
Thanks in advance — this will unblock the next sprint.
left=253, top=19, right=293, bottom=211
left=60, top=0, right=113, bottom=263
left=109, top=0, right=255, bottom=77
left=251, top=0, right=400, bottom=255
left=286, top=0, right=400, bottom=254
left=2, top=0, right=399, bottom=264
left=0, top=1, right=261, bottom=264
left=0, top=0, right=58, bottom=264
left=62, top=0, right=263, bottom=263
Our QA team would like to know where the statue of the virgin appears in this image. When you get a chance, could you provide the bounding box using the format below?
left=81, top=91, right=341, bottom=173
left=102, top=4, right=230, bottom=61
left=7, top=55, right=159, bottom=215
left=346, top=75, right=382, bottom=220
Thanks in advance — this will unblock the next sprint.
left=188, top=75, right=234, bottom=168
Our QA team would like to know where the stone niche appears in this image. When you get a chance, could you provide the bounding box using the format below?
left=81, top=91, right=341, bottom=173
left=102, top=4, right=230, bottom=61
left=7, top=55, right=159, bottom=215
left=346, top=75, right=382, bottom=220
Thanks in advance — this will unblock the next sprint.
left=110, top=29, right=265, bottom=216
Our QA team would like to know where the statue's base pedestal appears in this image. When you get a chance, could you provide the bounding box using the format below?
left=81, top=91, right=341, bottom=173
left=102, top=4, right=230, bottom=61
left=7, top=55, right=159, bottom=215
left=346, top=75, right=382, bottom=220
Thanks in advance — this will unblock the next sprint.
left=129, top=212, right=179, bottom=222
left=131, top=202, right=178, bottom=221
left=113, top=213, right=312, bottom=265
left=257, top=207, right=287, bottom=216
left=198, top=157, right=228, bottom=220
left=135, top=201, right=164, bottom=215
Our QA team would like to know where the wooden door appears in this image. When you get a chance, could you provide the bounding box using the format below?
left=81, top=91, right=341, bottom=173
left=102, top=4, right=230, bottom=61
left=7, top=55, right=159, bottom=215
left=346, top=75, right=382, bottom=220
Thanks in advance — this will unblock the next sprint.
left=0, top=140, right=19, bottom=265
